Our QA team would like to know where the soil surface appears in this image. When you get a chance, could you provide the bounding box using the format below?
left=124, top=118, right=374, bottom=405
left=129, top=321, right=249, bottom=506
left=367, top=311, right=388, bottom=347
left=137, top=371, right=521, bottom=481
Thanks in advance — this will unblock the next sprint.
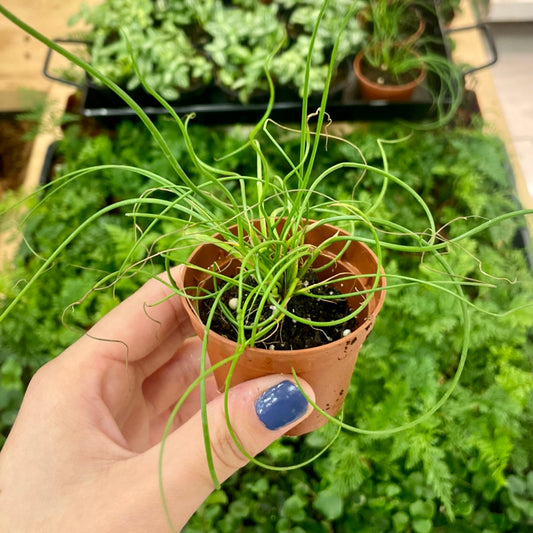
left=360, top=56, right=422, bottom=86
left=200, top=271, right=358, bottom=350
left=0, top=117, right=34, bottom=197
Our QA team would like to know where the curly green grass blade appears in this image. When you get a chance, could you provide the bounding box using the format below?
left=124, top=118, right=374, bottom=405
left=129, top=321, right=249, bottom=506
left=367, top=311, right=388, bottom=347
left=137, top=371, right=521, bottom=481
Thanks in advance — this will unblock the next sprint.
left=0, top=196, right=174, bottom=322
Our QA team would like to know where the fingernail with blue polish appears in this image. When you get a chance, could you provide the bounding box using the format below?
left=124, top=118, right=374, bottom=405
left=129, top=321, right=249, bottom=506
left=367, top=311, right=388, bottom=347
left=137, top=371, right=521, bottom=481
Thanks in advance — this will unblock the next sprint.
left=255, top=380, right=309, bottom=431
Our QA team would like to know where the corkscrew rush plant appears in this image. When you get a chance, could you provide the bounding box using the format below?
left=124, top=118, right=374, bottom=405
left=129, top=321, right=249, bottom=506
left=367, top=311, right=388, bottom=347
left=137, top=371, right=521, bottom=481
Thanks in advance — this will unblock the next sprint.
left=0, top=2, right=532, bottom=531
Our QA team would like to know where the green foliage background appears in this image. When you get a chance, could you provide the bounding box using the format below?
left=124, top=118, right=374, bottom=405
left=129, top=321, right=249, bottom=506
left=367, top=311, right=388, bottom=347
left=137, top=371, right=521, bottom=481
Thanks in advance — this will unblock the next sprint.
left=1, top=117, right=532, bottom=531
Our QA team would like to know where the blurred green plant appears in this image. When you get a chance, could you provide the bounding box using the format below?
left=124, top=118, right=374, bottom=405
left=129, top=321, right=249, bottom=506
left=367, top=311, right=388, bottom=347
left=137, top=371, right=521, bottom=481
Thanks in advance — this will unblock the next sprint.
left=70, top=0, right=214, bottom=99
left=1, top=120, right=532, bottom=532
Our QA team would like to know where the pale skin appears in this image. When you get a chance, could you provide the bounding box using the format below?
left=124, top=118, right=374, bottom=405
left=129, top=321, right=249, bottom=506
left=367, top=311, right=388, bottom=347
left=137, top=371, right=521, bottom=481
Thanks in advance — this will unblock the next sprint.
left=0, top=267, right=315, bottom=532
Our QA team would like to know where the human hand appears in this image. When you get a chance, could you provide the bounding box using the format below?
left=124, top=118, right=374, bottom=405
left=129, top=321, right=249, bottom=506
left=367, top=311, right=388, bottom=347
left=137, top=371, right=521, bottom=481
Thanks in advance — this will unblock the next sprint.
left=0, top=267, right=315, bottom=532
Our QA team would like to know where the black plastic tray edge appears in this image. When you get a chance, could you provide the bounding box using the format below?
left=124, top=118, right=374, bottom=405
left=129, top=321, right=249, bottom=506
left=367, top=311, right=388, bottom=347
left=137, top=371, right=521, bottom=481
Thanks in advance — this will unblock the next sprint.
left=46, top=1, right=454, bottom=124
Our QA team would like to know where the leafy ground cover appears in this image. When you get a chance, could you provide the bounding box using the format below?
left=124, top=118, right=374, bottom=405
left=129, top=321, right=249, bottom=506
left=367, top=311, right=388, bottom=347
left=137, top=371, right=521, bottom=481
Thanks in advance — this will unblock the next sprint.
left=0, top=118, right=532, bottom=531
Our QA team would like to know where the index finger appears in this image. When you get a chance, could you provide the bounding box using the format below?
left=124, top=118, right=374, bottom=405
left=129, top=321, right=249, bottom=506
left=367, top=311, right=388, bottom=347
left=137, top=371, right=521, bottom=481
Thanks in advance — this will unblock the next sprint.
left=77, top=266, right=192, bottom=363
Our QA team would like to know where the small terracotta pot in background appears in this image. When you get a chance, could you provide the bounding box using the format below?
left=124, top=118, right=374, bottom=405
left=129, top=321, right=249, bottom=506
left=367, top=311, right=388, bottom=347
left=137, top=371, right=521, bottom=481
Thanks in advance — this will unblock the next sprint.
left=176, top=220, right=386, bottom=435
left=353, top=51, right=426, bottom=102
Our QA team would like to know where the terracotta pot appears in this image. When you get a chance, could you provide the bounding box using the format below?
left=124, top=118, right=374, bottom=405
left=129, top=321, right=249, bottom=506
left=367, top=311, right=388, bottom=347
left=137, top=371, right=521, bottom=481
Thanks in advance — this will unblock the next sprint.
left=353, top=51, right=426, bottom=102
left=176, top=220, right=386, bottom=435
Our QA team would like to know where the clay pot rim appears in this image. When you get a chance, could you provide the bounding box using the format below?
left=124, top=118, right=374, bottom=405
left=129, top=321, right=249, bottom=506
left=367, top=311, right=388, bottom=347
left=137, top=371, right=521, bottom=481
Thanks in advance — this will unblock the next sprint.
left=353, top=50, right=426, bottom=94
left=178, top=220, right=386, bottom=357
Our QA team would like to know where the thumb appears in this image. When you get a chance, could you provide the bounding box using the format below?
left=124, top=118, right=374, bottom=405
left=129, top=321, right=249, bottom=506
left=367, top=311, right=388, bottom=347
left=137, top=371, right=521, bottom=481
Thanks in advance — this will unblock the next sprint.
left=137, top=375, right=315, bottom=531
